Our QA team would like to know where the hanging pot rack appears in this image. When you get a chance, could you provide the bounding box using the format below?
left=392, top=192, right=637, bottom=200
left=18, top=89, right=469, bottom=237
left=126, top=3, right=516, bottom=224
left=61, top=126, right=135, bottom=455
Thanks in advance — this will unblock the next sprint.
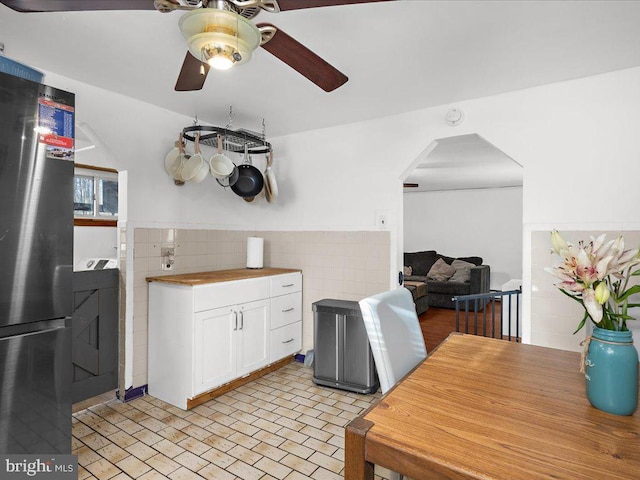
left=182, top=125, right=271, bottom=154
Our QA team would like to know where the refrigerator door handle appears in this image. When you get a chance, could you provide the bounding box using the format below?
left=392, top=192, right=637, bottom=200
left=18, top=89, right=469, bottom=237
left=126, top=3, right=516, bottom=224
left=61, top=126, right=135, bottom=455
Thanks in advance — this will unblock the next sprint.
left=335, top=314, right=340, bottom=381
left=0, top=318, right=69, bottom=340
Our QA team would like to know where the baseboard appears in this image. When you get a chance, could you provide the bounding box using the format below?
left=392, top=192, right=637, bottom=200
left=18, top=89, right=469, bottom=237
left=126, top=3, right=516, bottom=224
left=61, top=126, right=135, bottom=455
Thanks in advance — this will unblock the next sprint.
left=186, top=356, right=294, bottom=410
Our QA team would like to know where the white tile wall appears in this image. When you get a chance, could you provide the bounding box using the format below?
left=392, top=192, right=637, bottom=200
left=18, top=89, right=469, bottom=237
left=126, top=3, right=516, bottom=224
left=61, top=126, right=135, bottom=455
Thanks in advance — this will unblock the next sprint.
left=128, top=228, right=390, bottom=389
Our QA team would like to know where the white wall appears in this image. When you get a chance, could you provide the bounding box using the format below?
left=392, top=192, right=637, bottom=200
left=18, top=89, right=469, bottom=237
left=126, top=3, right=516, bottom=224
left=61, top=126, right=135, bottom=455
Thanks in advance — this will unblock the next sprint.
left=404, top=187, right=523, bottom=290
left=73, top=226, right=118, bottom=267
left=271, top=66, right=640, bottom=353
left=40, top=65, right=640, bottom=391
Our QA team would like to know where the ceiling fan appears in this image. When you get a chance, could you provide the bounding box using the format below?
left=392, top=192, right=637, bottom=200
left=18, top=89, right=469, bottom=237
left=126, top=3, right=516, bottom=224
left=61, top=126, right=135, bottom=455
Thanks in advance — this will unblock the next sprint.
left=0, top=0, right=392, bottom=92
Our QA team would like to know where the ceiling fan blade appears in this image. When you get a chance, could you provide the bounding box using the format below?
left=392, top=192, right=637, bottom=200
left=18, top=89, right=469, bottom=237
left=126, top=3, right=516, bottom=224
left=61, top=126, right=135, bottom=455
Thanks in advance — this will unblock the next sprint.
left=275, top=0, right=392, bottom=11
left=257, top=23, right=347, bottom=92
left=0, top=0, right=155, bottom=12
left=175, top=52, right=210, bottom=92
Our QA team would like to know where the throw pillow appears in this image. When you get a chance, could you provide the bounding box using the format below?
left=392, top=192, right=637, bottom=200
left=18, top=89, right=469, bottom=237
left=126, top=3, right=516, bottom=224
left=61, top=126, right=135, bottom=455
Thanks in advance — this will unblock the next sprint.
left=449, top=259, right=475, bottom=283
left=427, top=258, right=456, bottom=282
left=403, top=265, right=413, bottom=276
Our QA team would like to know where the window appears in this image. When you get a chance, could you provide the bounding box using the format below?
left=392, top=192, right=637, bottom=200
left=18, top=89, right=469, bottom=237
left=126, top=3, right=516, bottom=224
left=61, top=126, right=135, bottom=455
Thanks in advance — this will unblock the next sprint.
left=74, top=164, right=118, bottom=226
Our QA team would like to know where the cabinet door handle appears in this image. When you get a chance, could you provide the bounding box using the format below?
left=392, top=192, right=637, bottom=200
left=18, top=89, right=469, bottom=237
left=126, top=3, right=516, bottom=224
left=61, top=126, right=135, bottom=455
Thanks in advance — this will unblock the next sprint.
left=282, top=283, right=294, bottom=287
left=282, top=307, right=294, bottom=313
left=239, top=310, right=244, bottom=330
left=282, top=338, right=294, bottom=344
left=233, top=311, right=238, bottom=331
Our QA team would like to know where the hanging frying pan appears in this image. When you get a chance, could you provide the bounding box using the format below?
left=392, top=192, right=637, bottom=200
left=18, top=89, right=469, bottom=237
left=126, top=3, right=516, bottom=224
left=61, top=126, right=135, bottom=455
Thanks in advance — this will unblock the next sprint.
left=231, top=147, right=264, bottom=198
left=264, top=150, right=278, bottom=203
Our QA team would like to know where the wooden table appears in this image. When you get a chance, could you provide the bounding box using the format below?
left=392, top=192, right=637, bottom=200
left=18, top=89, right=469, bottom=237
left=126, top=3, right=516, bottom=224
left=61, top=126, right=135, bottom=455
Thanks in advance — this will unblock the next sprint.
left=345, top=334, right=640, bottom=480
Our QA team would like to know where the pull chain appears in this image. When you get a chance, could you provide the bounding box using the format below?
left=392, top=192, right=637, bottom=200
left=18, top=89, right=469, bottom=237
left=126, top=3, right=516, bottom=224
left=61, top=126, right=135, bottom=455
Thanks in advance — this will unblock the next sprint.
left=226, top=106, right=234, bottom=129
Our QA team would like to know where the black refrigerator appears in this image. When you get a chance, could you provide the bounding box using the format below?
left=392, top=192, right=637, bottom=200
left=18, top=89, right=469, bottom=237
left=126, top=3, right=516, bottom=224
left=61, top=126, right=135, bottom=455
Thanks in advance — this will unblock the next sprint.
left=0, top=70, right=74, bottom=454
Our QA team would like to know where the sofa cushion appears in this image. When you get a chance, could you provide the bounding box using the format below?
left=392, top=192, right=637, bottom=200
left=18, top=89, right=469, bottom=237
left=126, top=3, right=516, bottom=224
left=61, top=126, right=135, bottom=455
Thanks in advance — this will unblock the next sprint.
left=427, top=259, right=456, bottom=282
left=404, top=250, right=437, bottom=276
left=449, top=259, right=475, bottom=283
left=456, top=256, right=483, bottom=266
left=404, top=281, right=427, bottom=298
left=403, top=265, right=413, bottom=276
left=427, top=280, right=471, bottom=296
left=405, top=275, right=429, bottom=283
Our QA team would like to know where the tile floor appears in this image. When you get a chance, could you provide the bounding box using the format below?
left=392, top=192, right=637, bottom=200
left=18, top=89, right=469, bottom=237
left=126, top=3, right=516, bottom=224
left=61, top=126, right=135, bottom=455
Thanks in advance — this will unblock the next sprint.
left=73, top=362, right=391, bottom=480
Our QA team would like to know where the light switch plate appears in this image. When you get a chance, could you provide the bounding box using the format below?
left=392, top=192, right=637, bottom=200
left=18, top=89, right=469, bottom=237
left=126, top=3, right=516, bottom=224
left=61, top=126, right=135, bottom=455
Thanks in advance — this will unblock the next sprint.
left=375, top=210, right=389, bottom=229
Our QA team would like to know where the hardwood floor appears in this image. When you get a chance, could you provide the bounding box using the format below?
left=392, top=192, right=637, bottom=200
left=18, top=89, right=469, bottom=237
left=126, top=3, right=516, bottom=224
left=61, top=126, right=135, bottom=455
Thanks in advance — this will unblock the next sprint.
left=419, top=302, right=519, bottom=353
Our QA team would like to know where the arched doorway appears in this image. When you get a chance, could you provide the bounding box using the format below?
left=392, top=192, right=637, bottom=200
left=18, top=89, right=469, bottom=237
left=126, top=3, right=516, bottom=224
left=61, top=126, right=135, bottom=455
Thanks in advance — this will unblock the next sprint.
left=404, top=133, right=523, bottom=289
left=400, top=133, right=523, bottom=348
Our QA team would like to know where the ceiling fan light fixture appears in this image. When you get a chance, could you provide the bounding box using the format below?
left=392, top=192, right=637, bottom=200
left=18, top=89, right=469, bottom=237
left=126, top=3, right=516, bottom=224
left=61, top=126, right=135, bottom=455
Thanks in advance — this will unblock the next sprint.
left=208, top=53, right=234, bottom=70
left=179, top=8, right=260, bottom=68
left=201, top=44, right=236, bottom=70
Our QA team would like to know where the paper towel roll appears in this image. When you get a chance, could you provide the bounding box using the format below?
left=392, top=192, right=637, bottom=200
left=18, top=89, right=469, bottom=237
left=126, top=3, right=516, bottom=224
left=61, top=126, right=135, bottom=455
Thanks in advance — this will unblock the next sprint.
left=247, top=236, right=264, bottom=269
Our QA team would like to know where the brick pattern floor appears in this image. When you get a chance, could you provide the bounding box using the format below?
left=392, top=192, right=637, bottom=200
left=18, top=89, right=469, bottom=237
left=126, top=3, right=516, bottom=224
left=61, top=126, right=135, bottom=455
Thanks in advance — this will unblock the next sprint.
left=73, top=362, right=392, bottom=480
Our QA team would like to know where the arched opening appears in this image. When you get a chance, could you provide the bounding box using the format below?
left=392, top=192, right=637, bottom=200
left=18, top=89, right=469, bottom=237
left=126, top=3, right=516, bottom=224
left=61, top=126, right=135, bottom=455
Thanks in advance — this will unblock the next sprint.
left=400, top=133, right=523, bottom=349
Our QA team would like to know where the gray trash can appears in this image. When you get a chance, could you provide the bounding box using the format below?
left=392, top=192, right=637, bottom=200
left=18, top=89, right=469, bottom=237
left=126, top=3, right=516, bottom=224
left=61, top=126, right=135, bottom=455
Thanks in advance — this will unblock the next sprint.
left=312, top=299, right=379, bottom=394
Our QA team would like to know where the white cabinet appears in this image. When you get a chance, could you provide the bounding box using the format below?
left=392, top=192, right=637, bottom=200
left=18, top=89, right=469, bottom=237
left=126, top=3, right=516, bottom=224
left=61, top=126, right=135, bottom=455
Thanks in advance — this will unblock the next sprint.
left=269, top=273, right=303, bottom=362
left=147, top=268, right=301, bottom=410
left=270, top=321, right=302, bottom=362
left=236, top=299, right=269, bottom=376
left=194, top=299, right=269, bottom=395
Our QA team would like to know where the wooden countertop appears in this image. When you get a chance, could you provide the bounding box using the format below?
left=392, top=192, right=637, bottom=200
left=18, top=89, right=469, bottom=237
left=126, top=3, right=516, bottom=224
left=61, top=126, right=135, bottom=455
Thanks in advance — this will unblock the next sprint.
left=146, top=268, right=301, bottom=286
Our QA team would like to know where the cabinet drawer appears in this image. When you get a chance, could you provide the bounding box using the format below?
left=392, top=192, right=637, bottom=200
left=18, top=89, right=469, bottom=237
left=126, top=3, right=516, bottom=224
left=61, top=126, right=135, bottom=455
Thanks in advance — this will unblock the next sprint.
left=270, top=273, right=302, bottom=297
left=270, top=321, right=302, bottom=362
left=194, top=277, right=270, bottom=312
left=270, top=292, right=302, bottom=330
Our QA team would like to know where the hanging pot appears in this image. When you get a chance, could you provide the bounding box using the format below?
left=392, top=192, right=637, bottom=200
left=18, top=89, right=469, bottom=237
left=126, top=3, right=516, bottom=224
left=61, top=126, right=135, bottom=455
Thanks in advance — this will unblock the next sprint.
left=209, top=133, right=236, bottom=180
left=182, top=132, right=208, bottom=182
left=164, top=135, right=181, bottom=176
left=171, top=133, right=188, bottom=186
left=231, top=147, right=263, bottom=198
left=216, top=165, right=239, bottom=188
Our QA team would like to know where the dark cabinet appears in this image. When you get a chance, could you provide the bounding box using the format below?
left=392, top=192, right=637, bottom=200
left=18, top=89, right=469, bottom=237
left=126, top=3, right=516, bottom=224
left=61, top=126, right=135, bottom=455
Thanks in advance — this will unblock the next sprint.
left=72, top=269, right=119, bottom=403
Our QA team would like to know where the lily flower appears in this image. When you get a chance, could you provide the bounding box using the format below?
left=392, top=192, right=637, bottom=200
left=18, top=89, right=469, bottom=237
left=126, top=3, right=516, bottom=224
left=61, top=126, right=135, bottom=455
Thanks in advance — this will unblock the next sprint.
left=548, top=229, right=640, bottom=332
left=583, top=288, right=603, bottom=323
left=595, top=282, right=610, bottom=304
left=551, top=230, right=569, bottom=256
left=595, top=255, right=613, bottom=280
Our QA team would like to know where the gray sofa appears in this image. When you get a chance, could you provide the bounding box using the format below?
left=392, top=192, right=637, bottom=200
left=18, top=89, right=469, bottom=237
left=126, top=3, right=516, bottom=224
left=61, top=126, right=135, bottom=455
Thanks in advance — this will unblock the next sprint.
left=404, top=250, right=491, bottom=309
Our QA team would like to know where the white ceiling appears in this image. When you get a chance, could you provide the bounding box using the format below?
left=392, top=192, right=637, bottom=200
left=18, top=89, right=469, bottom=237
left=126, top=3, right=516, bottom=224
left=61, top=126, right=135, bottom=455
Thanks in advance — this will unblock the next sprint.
left=404, top=134, right=522, bottom=192
left=1, top=1, right=640, bottom=137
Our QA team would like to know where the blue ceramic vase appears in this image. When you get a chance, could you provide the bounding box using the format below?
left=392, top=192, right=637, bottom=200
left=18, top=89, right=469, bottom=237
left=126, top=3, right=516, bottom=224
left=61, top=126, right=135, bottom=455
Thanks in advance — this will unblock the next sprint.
left=584, top=327, right=638, bottom=416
